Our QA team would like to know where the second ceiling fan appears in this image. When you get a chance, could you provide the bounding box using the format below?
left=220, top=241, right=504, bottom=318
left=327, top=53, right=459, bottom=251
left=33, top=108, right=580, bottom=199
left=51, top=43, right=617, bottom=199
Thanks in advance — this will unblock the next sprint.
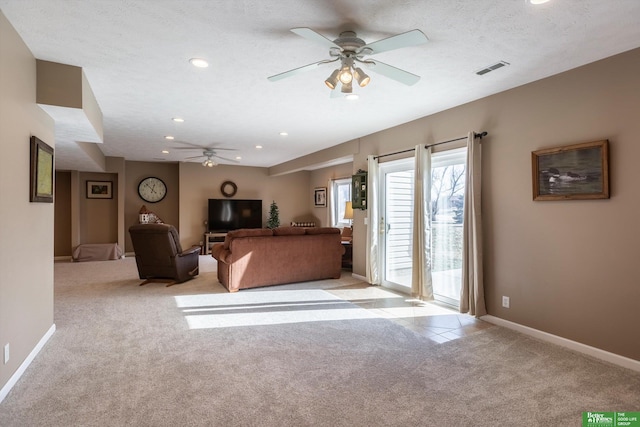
left=268, top=27, right=429, bottom=94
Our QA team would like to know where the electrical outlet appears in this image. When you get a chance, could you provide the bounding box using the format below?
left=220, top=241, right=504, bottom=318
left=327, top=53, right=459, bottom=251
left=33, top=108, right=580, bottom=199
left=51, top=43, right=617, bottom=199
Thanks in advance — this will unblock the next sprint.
left=4, top=343, right=9, bottom=364
left=502, top=296, right=510, bottom=308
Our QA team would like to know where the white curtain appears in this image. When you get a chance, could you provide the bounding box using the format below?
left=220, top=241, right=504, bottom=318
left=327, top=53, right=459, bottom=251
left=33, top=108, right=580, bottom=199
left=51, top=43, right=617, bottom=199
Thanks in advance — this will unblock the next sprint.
left=411, top=144, right=433, bottom=300
left=460, top=132, right=487, bottom=316
left=365, top=155, right=380, bottom=285
left=326, top=179, right=334, bottom=227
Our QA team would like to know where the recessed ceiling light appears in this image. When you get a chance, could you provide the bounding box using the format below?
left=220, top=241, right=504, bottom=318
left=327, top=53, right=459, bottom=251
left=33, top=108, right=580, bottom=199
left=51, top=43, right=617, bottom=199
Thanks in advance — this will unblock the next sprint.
left=235, top=156, right=242, bottom=160
left=164, top=135, right=175, bottom=140
left=529, top=0, right=550, bottom=4
left=172, top=117, right=184, bottom=123
left=255, top=145, right=263, bottom=149
left=345, top=94, right=359, bottom=101
left=189, top=58, right=209, bottom=68
left=162, top=150, right=169, bottom=154
left=279, top=132, right=288, bottom=136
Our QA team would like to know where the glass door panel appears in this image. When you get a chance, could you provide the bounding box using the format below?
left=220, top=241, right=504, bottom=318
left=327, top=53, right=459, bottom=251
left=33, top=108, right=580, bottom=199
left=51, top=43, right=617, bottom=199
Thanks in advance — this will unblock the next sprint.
left=430, top=148, right=467, bottom=306
left=380, top=159, right=414, bottom=292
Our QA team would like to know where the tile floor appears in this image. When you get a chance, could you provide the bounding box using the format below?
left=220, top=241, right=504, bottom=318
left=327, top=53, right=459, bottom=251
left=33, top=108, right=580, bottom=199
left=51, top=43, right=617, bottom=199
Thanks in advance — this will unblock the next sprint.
left=327, top=282, right=493, bottom=344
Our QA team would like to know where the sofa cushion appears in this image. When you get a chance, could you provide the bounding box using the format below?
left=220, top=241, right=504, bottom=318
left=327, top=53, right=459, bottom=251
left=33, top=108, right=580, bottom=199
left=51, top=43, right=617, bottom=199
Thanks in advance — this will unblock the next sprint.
left=223, top=228, right=273, bottom=249
left=305, top=227, right=341, bottom=235
left=273, top=226, right=306, bottom=236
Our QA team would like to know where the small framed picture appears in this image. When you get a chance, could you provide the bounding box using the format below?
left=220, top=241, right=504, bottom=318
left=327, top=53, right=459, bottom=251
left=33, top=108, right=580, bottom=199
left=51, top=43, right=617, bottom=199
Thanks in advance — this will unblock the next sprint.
left=532, top=139, right=609, bottom=201
left=29, top=136, right=54, bottom=203
left=86, top=180, right=113, bottom=199
left=314, top=187, right=327, bottom=207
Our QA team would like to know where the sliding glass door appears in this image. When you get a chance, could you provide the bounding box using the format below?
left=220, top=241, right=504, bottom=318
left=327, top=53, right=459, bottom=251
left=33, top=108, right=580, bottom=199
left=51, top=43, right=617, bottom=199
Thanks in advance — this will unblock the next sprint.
left=378, top=148, right=467, bottom=306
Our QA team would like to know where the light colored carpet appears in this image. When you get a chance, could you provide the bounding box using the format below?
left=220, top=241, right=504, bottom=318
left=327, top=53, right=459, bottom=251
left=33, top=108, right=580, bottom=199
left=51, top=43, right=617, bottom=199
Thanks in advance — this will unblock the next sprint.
left=0, top=256, right=638, bottom=426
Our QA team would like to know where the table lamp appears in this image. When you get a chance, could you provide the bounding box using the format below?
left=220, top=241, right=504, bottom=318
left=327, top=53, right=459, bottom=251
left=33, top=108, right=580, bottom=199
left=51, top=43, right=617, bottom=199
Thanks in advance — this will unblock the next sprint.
left=343, top=201, right=354, bottom=227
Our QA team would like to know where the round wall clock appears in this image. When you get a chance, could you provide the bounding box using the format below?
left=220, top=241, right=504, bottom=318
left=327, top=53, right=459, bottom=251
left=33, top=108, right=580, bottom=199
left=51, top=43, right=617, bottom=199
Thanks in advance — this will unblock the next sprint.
left=220, top=180, right=237, bottom=198
left=138, top=177, right=167, bottom=203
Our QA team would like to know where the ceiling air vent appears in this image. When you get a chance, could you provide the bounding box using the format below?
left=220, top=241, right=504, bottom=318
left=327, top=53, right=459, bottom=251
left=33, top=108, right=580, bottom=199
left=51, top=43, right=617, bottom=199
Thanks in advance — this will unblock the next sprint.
left=475, top=61, right=510, bottom=76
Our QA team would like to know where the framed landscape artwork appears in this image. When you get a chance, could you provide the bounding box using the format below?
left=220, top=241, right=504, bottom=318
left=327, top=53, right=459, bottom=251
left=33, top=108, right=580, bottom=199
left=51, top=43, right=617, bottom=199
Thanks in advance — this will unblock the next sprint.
left=87, top=180, right=113, bottom=199
left=29, top=136, right=54, bottom=203
left=314, top=187, right=327, bottom=207
left=532, top=139, right=609, bottom=201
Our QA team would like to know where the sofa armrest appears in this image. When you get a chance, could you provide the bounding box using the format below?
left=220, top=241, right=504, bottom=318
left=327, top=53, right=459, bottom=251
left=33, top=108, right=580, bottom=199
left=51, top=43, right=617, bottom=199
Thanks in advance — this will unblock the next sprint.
left=179, top=245, right=201, bottom=257
left=211, top=243, right=232, bottom=264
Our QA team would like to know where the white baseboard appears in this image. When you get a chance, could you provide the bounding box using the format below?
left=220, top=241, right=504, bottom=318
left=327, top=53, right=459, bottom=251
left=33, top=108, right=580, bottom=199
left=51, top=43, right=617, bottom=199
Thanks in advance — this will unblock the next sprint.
left=0, top=324, right=56, bottom=403
left=481, top=315, right=640, bottom=373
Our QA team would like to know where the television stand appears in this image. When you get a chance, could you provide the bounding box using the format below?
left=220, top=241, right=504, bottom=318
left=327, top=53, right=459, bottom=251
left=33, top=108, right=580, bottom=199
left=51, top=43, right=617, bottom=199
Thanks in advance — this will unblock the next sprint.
left=203, top=232, right=227, bottom=255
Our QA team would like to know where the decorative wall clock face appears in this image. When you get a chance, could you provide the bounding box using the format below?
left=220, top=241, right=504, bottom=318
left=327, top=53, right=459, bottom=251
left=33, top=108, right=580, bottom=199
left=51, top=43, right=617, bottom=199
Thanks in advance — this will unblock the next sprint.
left=138, top=177, right=167, bottom=203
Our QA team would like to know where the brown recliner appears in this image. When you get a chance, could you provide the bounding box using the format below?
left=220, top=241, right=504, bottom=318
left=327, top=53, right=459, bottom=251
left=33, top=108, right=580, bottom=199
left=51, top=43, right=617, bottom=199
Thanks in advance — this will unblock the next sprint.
left=129, top=223, right=200, bottom=286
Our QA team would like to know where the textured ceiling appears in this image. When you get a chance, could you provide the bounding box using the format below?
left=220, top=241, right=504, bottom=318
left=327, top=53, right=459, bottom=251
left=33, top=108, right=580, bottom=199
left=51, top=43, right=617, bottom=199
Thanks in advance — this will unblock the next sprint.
left=2, top=0, right=640, bottom=171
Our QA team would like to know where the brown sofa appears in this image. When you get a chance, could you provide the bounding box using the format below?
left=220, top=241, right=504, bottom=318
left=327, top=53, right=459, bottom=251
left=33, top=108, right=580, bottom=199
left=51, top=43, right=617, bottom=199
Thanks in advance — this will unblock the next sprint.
left=211, top=227, right=344, bottom=292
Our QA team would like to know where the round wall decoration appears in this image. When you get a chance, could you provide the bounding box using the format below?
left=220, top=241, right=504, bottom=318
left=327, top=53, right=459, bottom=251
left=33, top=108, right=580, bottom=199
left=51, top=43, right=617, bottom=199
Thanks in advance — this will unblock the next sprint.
left=138, top=177, right=167, bottom=203
left=220, top=180, right=237, bottom=198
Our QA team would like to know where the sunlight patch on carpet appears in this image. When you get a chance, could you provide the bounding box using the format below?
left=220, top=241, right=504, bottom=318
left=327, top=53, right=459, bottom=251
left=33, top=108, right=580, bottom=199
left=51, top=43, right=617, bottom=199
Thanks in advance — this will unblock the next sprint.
left=175, top=289, right=380, bottom=329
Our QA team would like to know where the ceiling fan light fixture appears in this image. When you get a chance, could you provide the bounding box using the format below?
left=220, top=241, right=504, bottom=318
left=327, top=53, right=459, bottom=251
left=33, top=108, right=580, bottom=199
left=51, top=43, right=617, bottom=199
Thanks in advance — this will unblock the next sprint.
left=202, top=158, right=216, bottom=167
left=325, top=69, right=340, bottom=89
left=341, top=80, right=353, bottom=94
left=338, top=66, right=353, bottom=85
left=353, top=67, right=371, bottom=87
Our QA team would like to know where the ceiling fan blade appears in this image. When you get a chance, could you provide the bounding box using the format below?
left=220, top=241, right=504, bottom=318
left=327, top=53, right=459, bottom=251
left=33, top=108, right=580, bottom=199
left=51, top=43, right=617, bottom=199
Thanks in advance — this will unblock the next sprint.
left=171, top=146, right=238, bottom=152
left=183, top=155, right=205, bottom=160
left=359, top=29, right=428, bottom=55
left=268, top=59, right=337, bottom=82
left=213, top=155, right=239, bottom=163
left=364, top=60, right=421, bottom=86
left=172, top=140, right=204, bottom=148
left=290, top=27, right=342, bottom=50
left=208, top=147, right=238, bottom=151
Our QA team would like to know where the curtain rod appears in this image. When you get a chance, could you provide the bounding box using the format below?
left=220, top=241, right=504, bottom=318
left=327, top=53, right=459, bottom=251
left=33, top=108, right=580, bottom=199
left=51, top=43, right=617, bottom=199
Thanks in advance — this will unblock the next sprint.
left=373, top=131, right=488, bottom=161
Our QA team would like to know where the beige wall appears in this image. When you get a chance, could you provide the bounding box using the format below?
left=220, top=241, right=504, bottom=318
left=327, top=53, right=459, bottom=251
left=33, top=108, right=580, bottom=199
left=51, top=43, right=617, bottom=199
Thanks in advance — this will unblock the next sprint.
left=78, top=172, right=118, bottom=245
left=124, top=161, right=180, bottom=252
left=178, top=163, right=312, bottom=248
left=0, top=11, right=55, bottom=390
left=348, top=48, right=640, bottom=360
left=54, top=171, right=72, bottom=256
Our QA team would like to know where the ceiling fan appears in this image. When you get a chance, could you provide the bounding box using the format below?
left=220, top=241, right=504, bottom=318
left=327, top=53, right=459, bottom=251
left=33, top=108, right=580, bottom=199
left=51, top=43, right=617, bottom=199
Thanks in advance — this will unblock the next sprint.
left=172, top=142, right=238, bottom=167
left=267, top=27, right=429, bottom=95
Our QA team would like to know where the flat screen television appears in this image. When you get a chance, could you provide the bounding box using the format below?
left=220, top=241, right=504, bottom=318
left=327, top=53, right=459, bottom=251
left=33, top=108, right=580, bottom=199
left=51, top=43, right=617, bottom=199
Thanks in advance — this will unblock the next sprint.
left=208, top=199, right=262, bottom=232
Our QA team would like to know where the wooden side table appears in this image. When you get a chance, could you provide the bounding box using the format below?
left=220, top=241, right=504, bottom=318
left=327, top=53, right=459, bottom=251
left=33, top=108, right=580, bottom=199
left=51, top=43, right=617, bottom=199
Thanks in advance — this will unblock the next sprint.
left=341, top=242, right=353, bottom=269
left=203, top=232, right=227, bottom=255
